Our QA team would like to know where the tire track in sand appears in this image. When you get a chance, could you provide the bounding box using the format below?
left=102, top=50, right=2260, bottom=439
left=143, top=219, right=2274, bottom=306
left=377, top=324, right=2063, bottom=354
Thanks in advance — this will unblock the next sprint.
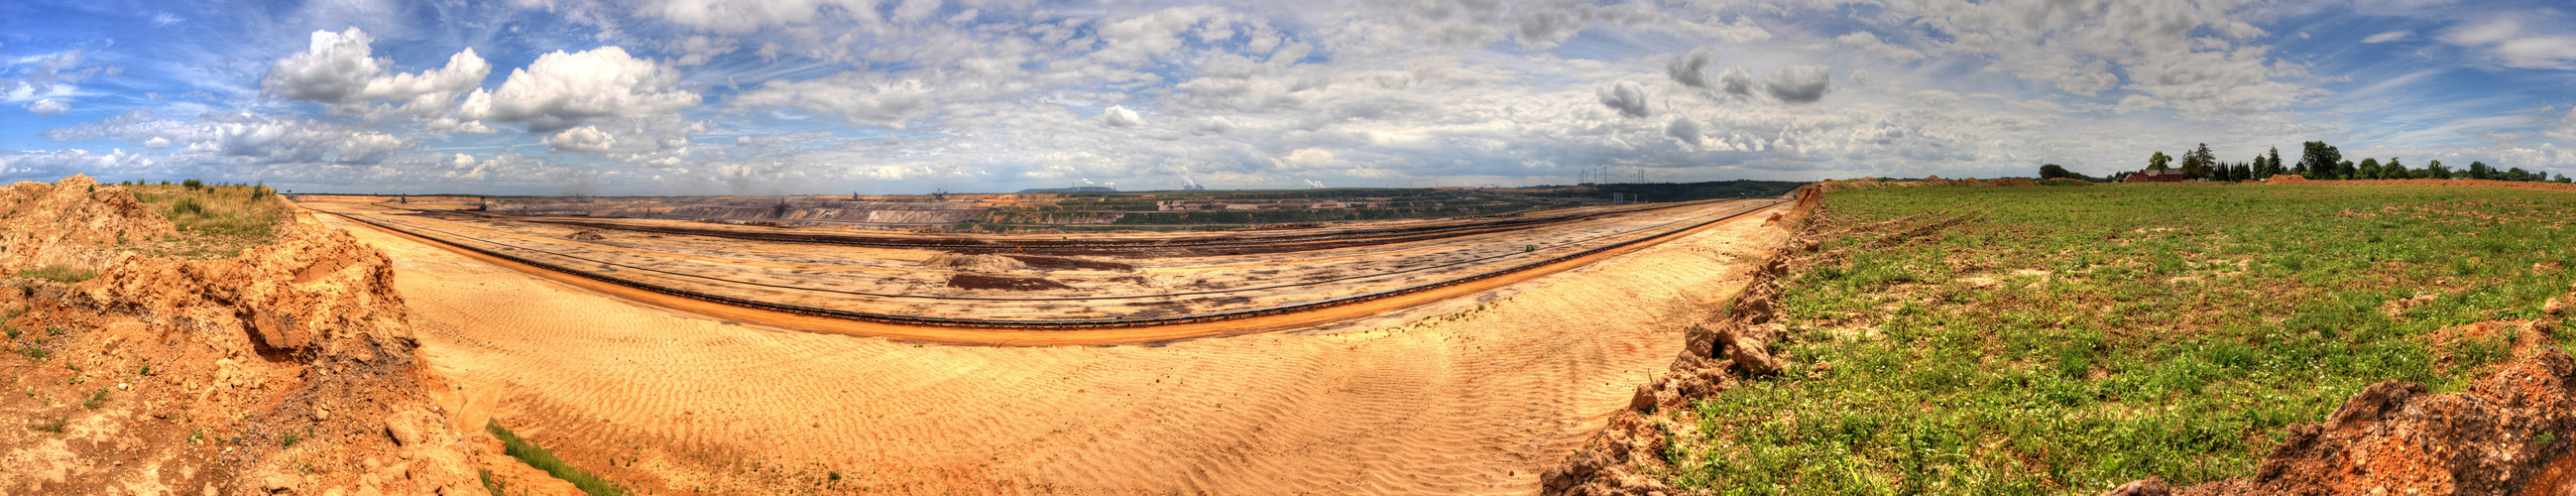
left=322, top=204, right=1788, bottom=494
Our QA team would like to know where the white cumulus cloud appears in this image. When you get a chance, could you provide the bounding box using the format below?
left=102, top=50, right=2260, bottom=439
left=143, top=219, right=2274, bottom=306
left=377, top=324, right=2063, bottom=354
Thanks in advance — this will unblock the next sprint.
left=457, top=47, right=699, bottom=133
left=260, top=28, right=491, bottom=118
left=1103, top=105, right=1143, bottom=127
left=542, top=125, right=621, bottom=153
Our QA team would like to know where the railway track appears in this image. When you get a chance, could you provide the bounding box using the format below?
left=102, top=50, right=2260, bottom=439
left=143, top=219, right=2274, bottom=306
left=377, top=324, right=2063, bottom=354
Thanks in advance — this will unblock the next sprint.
left=311, top=199, right=1783, bottom=329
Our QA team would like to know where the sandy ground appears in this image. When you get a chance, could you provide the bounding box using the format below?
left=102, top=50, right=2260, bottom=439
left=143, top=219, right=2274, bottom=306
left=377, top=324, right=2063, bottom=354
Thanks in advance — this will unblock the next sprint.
left=313, top=203, right=1789, bottom=494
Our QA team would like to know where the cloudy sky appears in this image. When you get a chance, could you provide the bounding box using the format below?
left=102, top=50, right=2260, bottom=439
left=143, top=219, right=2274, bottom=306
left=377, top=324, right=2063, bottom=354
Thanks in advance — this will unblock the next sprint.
left=4, top=0, right=2575, bottom=195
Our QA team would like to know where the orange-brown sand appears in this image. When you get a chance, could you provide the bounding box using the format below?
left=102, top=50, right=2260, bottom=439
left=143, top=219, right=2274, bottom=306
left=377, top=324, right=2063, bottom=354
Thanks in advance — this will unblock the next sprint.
left=313, top=203, right=1789, bottom=494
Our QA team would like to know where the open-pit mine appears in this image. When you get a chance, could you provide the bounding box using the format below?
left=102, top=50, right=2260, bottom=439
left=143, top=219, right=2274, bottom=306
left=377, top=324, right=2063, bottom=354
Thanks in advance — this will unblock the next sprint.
left=297, top=194, right=1782, bottom=344
left=265, top=188, right=1802, bottom=493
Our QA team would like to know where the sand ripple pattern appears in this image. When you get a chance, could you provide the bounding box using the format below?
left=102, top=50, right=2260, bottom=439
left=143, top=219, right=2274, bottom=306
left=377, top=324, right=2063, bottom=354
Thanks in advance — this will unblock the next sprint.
left=324, top=206, right=1785, bottom=494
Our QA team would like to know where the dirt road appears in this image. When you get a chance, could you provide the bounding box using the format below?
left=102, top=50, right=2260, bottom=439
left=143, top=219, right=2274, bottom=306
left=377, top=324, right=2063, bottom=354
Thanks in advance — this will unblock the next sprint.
left=314, top=202, right=1789, bottom=493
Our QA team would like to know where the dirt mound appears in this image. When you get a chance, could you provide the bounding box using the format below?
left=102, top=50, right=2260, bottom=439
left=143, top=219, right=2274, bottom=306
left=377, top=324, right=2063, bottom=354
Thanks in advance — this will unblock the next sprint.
left=1986, top=178, right=2039, bottom=186
left=923, top=252, right=1029, bottom=272
left=2173, top=347, right=2576, bottom=495
left=0, top=187, right=522, bottom=495
left=2269, top=174, right=2307, bottom=184
left=2039, top=178, right=2093, bottom=186
left=0, top=175, right=177, bottom=274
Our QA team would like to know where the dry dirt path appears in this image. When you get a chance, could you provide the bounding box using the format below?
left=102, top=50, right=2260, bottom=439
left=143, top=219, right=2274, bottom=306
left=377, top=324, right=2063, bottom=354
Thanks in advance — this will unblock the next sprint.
left=312, top=203, right=1788, bottom=494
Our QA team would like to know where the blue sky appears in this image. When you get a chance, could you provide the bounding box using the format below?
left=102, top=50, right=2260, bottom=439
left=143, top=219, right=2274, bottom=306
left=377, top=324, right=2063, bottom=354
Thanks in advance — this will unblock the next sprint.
left=4, top=0, right=2575, bottom=195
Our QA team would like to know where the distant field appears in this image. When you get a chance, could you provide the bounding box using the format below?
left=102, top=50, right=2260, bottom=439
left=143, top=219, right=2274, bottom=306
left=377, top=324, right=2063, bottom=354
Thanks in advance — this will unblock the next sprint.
left=1673, top=184, right=2576, bottom=492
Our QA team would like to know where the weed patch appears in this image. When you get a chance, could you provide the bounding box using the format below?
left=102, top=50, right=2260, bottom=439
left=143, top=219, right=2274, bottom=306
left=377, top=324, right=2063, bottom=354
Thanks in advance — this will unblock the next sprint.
left=128, top=184, right=284, bottom=260
left=1670, top=185, right=2576, bottom=492
left=488, top=421, right=625, bottom=496
left=16, top=265, right=97, bottom=284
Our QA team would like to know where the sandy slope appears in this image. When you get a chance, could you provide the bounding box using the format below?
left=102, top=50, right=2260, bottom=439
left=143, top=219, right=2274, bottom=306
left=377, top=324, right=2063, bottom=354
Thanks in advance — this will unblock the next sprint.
left=315, top=203, right=1788, bottom=494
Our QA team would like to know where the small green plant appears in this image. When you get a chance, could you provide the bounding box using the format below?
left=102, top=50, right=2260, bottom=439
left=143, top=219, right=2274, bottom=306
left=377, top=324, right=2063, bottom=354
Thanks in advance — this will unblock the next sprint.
left=282, top=431, right=303, bottom=447
left=81, top=388, right=107, bottom=410
left=181, top=179, right=203, bottom=189
left=137, top=362, right=153, bottom=375
left=172, top=196, right=206, bottom=215
left=4, top=325, right=16, bottom=339
left=46, top=326, right=64, bottom=336
left=2539, top=431, right=2559, bottom=446
left=188, top=429, right=205, bottom=444
left=13, top=343, right=46, bottom=361
left=27, top=417, right=66, bottom=433
left=489, top=421, right=626, bottom=495
left=482, top=469, right=506, bottom=496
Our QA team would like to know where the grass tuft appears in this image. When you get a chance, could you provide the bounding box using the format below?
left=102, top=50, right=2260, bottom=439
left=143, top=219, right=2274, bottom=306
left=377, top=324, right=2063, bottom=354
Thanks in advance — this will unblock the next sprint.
left=27, top=417, right=66, bottom=433
left=16, top=265, right=97, bottom=284
left=488, top=421, right=626, bottom=496
left=130, top=184, right=283, bottom=239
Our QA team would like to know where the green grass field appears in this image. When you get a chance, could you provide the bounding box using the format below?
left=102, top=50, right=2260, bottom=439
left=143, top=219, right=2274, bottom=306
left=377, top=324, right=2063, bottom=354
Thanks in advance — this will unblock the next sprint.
left=1671, top=184, right=2576, bottom=493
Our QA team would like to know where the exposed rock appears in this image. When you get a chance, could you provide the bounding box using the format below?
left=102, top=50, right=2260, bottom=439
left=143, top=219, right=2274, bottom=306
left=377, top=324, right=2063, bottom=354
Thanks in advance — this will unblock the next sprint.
left=2102, top=477, right=2168, bottom=496
left=262, top=472, right=302, bottom=493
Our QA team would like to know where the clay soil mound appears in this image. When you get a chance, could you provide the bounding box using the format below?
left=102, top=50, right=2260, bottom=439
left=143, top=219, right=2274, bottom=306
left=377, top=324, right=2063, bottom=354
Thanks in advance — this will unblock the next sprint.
left=0, top=175, right=176, bottom=273
left=2176, top=344, right=2576, bottom=495
left=0, top=180, right=542, bottom=495
left=2269, top=174, right=2307, bottom=184
left=923, top=252, right=1028, bottom=272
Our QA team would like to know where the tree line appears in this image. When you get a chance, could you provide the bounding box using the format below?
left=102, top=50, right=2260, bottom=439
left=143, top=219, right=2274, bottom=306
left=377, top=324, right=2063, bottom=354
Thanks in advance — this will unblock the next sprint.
left=2038, top=141, right=2570, bottom=184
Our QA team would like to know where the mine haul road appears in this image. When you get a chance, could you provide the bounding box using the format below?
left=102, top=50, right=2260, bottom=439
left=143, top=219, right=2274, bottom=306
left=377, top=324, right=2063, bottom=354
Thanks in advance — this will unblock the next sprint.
left=300, top=198, right=1781, bottom=345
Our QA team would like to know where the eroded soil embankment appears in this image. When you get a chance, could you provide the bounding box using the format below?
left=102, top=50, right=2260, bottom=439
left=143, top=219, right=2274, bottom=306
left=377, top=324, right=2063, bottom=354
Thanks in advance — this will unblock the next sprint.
left=319, top=195, right=1798, bottom=494
left=1540, top=187, right=1824, bottom=495
left=0, top=176, right=566, bottom=495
